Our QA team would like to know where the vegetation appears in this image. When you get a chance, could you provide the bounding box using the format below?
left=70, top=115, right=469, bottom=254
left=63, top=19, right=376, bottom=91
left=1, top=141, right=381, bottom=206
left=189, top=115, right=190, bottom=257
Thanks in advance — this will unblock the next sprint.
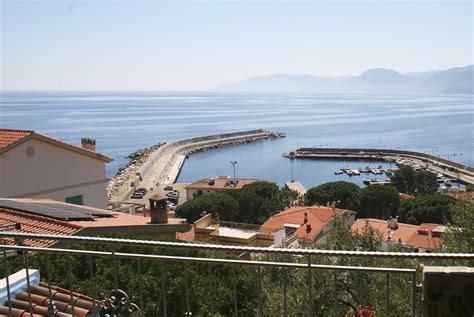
left=390, top=165, right=438, bottom=196
left=304, top=181, right=361, bottom=210
left=358, top=185, right=400, bottom=219
left=175, top=181, right=298, bottom=224
left=465, top=184, right=474, bottom=192
left=1, top=226, right=425, bottom=317
left=397, top=194, right=457, bottom=225
left=443, top=202, right=474, bottom=253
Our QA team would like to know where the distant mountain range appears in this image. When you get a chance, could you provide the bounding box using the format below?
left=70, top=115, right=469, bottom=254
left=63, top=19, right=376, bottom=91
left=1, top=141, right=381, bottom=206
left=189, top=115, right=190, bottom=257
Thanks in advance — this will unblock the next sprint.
left=213, top=65, right=473, bottom=94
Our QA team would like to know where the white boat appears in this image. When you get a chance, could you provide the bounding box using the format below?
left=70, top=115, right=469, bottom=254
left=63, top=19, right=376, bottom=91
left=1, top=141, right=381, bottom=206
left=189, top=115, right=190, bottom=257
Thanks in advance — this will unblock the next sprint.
left=335, top=171, right=343, bottom=175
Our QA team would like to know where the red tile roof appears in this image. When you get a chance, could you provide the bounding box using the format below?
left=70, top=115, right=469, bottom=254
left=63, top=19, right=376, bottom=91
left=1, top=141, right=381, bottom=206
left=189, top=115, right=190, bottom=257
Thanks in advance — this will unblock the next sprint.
left=0, top=282, right=99, bottom=317
left=351, top=218, right=445, bottom=250
left=260, top=206, right=354, bottom=241
left=0, top=128, right=112, bottom=162
left=0, top=208, right=82, bottom=248
left=406, top=223, right=445, bottom=250
left=0, top=129, right=33, bottom=149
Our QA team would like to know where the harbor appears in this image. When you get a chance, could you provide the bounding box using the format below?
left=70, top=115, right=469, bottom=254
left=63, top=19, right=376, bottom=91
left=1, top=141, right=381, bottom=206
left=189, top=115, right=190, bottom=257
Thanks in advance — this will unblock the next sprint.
left=108, top=129, right=286, bottom=202
left=283, top=147, right=474, bottom=187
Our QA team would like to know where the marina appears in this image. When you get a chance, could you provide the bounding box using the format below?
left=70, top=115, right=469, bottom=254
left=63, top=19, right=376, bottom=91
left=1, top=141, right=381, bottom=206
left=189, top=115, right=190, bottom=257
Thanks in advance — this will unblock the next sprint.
left=283, top=147, right=474, bottom=186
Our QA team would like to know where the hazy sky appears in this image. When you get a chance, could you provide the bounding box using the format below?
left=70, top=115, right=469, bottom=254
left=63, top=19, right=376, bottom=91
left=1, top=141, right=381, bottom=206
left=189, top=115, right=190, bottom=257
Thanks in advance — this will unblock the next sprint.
left=1, top=1, right=472, bottom=90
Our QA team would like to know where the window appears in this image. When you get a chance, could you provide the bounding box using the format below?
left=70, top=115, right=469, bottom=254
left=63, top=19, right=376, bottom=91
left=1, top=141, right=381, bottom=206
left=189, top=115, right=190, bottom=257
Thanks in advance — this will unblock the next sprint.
left=65, top=195, right=83, bottom=205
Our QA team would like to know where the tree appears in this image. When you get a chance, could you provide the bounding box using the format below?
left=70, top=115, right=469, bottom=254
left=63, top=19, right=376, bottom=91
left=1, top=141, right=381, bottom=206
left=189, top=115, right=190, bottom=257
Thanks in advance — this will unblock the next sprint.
left=359, top=185, right=400, bottom=219
left=175, top=182, right=297, bottom=225
left=241, top=181, right=280, bottom=200
left=398, top=194, right=457, bottom=225
left=304, top=181, right=361, bottom=210
left=391, top=165, right=438, bottom=196
left=175, top=192, right=239, bottom=223
left=443, top=202, right=474, bottom=253
left=413, top=170, right=438, bottom=195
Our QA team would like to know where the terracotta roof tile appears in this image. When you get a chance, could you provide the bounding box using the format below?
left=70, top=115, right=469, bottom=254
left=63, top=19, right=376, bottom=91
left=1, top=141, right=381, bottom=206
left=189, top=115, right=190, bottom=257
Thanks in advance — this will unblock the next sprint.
left=0, top=129, right=33, bottom=149
left=352, top=219, right=445, bottom=250
left=0, top=208, right=81, bottom=248
left=0, top=128, right=113, bottom=162
left=0, top=282, right=99, bottom=317
left=260, top=206, right=354, bottom=241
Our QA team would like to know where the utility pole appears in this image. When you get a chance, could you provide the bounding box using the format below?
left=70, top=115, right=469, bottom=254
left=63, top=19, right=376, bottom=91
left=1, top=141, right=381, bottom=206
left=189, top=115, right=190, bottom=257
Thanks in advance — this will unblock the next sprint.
left=230, top=160, right=237, bottom=179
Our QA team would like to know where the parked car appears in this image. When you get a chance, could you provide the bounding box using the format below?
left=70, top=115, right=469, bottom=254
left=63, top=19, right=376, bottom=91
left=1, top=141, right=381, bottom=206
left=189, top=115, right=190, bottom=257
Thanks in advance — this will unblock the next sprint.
left=164, top=185, right=173, bottom=191
left=130, top=192, right=145, bottom=199
left=135, top=188, right=147, bottom=194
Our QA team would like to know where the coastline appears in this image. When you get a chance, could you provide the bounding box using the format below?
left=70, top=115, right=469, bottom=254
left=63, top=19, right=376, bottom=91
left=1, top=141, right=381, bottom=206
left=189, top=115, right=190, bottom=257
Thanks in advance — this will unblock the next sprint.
left=107, top=130, right=285, bottom=202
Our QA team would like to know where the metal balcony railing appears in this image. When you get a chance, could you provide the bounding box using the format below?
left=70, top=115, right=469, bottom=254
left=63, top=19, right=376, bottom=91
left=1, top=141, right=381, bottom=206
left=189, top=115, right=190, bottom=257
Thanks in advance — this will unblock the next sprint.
left=0, top=231, right=472, bottom=317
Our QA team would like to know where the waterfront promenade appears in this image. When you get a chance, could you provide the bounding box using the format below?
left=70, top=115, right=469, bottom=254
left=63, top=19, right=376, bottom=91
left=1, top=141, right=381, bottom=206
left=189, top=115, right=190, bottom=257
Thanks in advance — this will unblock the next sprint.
left=283, top=148, right=474, bottom=185
left=109, top=129, right=285, bottom=202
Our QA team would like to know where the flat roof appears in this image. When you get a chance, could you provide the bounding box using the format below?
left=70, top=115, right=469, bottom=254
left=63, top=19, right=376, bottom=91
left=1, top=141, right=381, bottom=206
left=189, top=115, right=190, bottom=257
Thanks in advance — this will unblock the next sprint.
left=209, top=226, right=256, bottom=239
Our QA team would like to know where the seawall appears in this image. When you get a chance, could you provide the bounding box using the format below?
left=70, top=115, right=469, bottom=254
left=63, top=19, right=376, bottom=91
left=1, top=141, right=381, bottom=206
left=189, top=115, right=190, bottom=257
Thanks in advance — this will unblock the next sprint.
left=108, top=130, right=285, bottom=201
left=283, top=147, right=474, bottom=185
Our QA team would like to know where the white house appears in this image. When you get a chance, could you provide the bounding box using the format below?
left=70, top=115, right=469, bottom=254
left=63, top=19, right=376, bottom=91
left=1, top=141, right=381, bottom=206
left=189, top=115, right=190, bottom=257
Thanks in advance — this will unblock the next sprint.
left=0, top=128, right=113, bottom=209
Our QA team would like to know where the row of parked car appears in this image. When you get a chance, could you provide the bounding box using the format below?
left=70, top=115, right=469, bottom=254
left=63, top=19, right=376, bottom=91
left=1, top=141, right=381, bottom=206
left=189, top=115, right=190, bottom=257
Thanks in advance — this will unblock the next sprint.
left=129, top=185, right=179, bottom=211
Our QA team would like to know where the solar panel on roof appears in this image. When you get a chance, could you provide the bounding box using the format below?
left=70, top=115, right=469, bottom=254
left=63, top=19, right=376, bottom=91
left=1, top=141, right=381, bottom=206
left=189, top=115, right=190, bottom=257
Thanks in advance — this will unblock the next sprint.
left=0, top=199, right=113, bottom=221
left=39, top=203, right=114, bottom=217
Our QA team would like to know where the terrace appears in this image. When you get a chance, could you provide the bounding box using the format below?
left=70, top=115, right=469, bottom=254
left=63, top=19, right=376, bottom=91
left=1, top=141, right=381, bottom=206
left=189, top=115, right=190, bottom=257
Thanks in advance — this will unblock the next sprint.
left=0, top=231, right=472, bottom=316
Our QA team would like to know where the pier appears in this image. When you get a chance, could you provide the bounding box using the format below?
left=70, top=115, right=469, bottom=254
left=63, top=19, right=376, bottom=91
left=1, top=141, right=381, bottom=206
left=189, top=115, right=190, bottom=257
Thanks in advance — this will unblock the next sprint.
left=283, top=148, right=474, bottom=185
left=109, top=129, right=285, bottom=202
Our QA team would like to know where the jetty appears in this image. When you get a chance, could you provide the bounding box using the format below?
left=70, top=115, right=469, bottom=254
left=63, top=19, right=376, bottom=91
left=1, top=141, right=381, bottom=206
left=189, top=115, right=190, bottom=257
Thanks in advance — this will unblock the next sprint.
left=282, top=147, right=474, bottom=185
left=109, top=129, right=285, bottom=202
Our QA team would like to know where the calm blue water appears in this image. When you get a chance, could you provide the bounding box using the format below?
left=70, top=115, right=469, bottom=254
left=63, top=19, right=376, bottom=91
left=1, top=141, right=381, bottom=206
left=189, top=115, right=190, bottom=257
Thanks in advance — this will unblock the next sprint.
left=1, top=91, right=472, bottom=189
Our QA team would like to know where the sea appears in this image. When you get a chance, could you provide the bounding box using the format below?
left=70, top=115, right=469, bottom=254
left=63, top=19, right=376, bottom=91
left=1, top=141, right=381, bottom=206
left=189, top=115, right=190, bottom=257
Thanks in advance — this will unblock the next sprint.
left=1, top=91, right=472, bottom=189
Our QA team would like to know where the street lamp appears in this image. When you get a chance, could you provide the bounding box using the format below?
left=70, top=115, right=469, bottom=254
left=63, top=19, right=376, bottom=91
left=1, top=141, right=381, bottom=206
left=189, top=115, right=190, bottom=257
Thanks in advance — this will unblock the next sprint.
left=230, top=160, right=237, bottom=179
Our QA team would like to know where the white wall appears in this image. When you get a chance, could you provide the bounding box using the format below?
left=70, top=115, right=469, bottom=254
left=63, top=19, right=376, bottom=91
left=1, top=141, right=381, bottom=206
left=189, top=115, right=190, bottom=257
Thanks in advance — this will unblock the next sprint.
left=0, top=138, right=109, bottom=209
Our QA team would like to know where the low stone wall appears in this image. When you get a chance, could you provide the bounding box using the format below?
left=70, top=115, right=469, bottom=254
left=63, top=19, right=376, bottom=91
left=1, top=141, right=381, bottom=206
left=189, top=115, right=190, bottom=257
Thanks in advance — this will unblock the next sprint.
left=422, top=266, right=474, bottom=316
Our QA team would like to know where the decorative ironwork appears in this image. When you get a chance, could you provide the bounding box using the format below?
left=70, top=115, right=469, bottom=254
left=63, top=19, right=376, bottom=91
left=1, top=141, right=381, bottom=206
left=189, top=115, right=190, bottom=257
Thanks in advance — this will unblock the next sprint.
left=101, top=289, right=142, bottom=316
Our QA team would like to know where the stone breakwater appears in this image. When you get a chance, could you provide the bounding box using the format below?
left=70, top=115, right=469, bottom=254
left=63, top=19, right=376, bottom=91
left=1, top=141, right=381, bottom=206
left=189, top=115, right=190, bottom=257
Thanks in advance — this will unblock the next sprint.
left=107, top=143, right=163, bottom=200
left=185, top=132, right=286, bottom=155
left=108, top=130, right=286, bottom=202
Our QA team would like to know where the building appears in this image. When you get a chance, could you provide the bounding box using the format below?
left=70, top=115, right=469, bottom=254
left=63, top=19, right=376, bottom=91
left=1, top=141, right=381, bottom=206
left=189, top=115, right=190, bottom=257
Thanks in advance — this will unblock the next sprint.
left=259, top=206, right=357, bottom=247
left=192, top=213, right=283, bottom=246
left=351, top=218, right=446, bottom=252
left=0, top=198, right=190, bottom=246
left=0, top=128, right=113, bottom=209
left=184, top=176, right=261, bottom=200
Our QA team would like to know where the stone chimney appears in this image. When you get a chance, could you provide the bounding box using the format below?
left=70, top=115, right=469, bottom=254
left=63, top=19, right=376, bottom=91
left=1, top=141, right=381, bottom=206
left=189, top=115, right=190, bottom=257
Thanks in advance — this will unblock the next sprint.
left=81, top=138, right=96, bottom=151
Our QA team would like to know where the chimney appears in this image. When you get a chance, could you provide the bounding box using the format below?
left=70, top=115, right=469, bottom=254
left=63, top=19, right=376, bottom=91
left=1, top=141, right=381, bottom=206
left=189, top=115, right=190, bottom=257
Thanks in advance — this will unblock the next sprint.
left=303, top=212, right=308, bottom=224
left=81, top=138, right=96, bottom=152
left=149, top=198, right=168, bottom=224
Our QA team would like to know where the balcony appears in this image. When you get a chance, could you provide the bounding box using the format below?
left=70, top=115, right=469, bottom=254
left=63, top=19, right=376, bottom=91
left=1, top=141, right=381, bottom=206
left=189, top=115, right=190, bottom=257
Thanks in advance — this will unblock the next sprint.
left=0, top=231, right=472, bottom=316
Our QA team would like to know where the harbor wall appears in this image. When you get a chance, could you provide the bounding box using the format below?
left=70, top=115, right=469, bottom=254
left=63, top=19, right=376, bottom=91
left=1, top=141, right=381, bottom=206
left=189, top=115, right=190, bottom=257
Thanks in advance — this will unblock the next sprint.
left=297, top=148, right=474, bottom=173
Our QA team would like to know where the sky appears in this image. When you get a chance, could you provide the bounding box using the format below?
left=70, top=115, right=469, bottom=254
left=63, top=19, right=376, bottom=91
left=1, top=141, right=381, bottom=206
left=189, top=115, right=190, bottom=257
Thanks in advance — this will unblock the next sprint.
left=1, top=1, right=472, bottom=91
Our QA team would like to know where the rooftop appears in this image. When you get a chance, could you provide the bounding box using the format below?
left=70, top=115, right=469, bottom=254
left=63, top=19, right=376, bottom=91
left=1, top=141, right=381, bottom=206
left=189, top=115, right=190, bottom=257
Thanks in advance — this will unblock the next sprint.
left=0, top=128, right=113, bottom=162
left=260, top=206, right=355, bottom=241
left=0, top=198, right=187, bottom=247
left=185, top=176, right=260, bottom=190
left=351, top=218, right=446, bottom=250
